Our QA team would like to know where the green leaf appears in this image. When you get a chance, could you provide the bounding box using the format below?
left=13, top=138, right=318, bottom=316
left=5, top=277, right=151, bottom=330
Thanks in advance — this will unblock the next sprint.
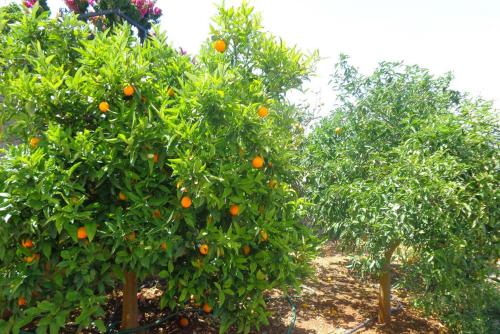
left=41, top=242, right=52, bottom=259
left=85, top=222, right=97, bottom=242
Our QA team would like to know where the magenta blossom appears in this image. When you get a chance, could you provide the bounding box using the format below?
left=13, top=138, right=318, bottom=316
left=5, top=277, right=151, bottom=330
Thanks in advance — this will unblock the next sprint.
left=65, top=0, right=93, bottom=13
left=23, top=0, right=37, bottom=8
left=131, top=0, right=161, bottom=18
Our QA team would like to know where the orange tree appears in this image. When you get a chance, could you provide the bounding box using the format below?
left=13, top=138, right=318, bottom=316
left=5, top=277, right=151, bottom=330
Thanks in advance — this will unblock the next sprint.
left=0, top=3, right=318, bottom=333
left=303, top=57, right=499, bottom=332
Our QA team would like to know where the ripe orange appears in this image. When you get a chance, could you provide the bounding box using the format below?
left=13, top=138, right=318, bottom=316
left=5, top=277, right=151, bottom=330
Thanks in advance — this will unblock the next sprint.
left=160, top=242, right=168, bottom=251
left=167, top=87, right=175, bottom=97
left=77, top=226, right=87, bottom=239
left=335, top=127, right=342, bottom=135
left=181, top=196, right=192, bottom=208
left=126, top=231, right=136, bottom=241
left=202, top=303, right=213, bottom=314
left=21, top=239, right=34, bottom=248
left=25, top=253, right=40, bottom=263
left=18, top=297, right=27, bottom=307
left=123, top=85, right=135, bottom=97
left=153, top=153, right=159, bottom=163
left=29, top=137, right=41, bottom=148
left=257, top=106, right=269, bottom=118
left=242, top=245, right=251, bottom=256
left=99, top=101, right=109, bottom=113
left=199, top=244, right=209, bottom=255
left=260, top=230, right=269, bottom=241
left=229, top=204, right=240, bottom=217
left=118, top=192, right=127, bottom=201
left=153, top=209, right=161, bottom=218
left=214, top=39, right=226, bottom=53
left=179, top=317, right=189, bottom=327
left=252, top=156, right=265, bottom=169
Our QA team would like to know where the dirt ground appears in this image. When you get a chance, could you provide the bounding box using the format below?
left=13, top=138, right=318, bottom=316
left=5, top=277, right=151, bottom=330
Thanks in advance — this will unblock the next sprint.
left=23, top=243, right=446, bottom=334
left=260, top=243, right=447, bottom=334
left=128, top=242, right=447, bottom=334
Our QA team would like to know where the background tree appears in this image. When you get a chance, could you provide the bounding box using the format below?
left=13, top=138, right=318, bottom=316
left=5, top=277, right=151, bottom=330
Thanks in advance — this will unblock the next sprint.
left=304, top=55, right=499, bottom=332
left=0, top=3, right=318, bottom=333
left=62, top=0, right=162, bottom=40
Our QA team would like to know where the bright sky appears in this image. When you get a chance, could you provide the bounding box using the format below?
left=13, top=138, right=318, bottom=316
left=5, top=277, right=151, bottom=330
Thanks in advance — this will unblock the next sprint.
left=2, top=0, right=500, bottom=111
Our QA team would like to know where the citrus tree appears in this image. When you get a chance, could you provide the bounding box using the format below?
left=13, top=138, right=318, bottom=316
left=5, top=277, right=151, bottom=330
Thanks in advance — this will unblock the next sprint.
left=0, top=2, right=318, bottom=333
left=304, top=56, right=499, bottom=331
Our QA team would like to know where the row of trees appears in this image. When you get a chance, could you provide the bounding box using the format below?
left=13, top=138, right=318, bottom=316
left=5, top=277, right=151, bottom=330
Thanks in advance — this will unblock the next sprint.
left=0, top=1, right=498, bottom=333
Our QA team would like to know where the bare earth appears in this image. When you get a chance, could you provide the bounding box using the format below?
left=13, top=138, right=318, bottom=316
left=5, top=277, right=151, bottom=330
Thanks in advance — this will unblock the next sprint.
left=260, top=243, right=447, bottom=334
left=131, top=243, right=447, bottom=334
left=60, top=243, right=446, bottom=333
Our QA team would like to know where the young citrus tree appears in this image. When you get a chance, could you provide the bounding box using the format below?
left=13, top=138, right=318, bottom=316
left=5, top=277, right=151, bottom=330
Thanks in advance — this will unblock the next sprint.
left=304, top=56, right=499, bottom=331
left=0, top=3, right=318, bottom=333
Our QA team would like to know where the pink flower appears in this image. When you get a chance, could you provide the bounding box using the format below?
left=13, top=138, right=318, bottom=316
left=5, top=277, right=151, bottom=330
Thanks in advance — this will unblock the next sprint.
left=65, top=0, right=79, bottom=12
left=131, top=0, right=160, bottom=17
left=64, top=0, right=93, bottom=13
left=153, top=7, right=161, bottom=16
left=23, top=0, right=37, bottom=8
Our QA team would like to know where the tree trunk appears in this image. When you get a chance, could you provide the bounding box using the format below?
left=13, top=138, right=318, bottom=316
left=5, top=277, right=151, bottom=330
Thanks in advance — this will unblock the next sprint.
left=121, top=271, right=139, bottom=330
left=378, top=243, right=399, bottom=325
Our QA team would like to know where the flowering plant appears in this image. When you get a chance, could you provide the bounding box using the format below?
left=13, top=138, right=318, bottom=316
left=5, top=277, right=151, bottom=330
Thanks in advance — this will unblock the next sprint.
left=64, top=0, right=162, bottom=37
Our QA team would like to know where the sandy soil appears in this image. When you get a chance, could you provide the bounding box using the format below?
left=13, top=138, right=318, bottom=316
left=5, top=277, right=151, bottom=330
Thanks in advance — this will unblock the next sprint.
left=133, top=242, right=447, bottom=333
left=23, top=243, right=447, bottom=334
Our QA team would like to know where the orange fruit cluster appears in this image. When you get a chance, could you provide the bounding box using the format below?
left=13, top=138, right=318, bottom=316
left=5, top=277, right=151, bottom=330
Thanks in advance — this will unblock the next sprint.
left=252, top=156, right=264, bottom=169
left=179, top=316, right=189, bottom=327
left=199, top=244, right=209, bottom=255
left=242, top=245, right=251, bottom=256
left=29, top=137, right=41, bottom=148
left=181, top=196, right=192, bottom=208
left=99, top=101, right=109, bottom=113
left=214, top=39, right=226, bottom=53
left=126, top=232, right=136, bottom=241
left=257, top=105, right=269, bottom=118
left=77, top=226, right=87, bottom=239
left=202, top=303, right=212, bottom=314
left=24, top=253, right=40, bottom=263
left=229, top=204, right=240, bottom=217
left=123, top=85, right=135, bottom=97
left=119, top=192, right=127, bottom=201
left=21, top=239, right=34, bottom=248
left=18, top=296, right=27, bottom=307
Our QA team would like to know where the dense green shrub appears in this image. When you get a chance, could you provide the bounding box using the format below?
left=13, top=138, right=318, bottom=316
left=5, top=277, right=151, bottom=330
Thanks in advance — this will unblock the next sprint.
left=0, top=3, right=318, bottom=333
left=304, top=55, right=499, bottom=332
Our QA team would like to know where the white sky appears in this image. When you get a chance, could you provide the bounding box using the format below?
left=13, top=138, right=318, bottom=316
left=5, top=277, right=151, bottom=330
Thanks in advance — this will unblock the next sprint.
left=2, top=0, right=500, bottom=112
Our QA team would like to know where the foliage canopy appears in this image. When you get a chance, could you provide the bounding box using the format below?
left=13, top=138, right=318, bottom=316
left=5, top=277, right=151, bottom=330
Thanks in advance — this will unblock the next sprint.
left=0, top=3, right=318, bottom=333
